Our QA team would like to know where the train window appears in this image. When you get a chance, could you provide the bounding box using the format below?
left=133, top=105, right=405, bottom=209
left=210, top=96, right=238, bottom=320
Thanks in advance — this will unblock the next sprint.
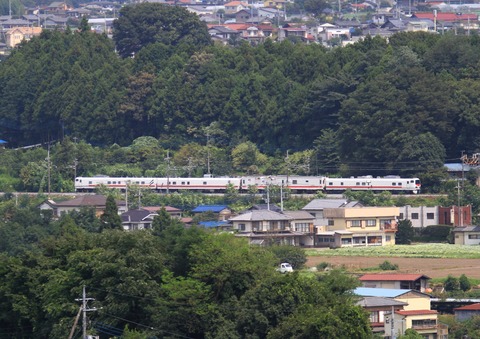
left=292, top=180, right=297, bottom=184
left=362, top=182, right=366, bottom=186
left=118, top=181, right=122, bottom=184
left=112, top=181, right=116, bottom=184
left=172, top=181, right=176, bottom=185
left=392, top=182, right=396, bottom=186
left=141, top=181, right=145, bottom=184
left=181, top=182, right=185, bottom=185
left=356, top=182, right=360, bottom=185
left=398, top=182, right=402, bottom=186
left=88, top=181, right=92, bottom=184
left=203, top=182, right=207, bottom=185
left=329, top=182, right=333, bottom=185
left=305, top=180, right=309, bottom=183
left=341, top=182, right=344, bottom=185
left=187, top=182, right=190, bottom=185
left=107, top=181, right=111, bottom=184
left=135, top=181, right=140, bottom=184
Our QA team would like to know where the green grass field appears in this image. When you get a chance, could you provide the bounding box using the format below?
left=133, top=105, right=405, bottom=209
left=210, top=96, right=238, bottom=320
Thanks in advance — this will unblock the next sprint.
left=305, top=243, right=480, bottom=259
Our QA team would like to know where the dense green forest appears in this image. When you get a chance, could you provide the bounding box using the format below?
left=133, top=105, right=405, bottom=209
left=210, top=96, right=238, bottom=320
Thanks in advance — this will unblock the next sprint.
left=2, top=4, right=480, bottom=181
left=0, top=196, right=373, bottom=338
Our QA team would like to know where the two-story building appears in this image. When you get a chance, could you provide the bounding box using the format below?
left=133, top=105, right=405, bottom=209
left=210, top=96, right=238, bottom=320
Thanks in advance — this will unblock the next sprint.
left=5, top=26, right=42, bottom=48
left=317, top=207, right=399, bottom=248
left=230, top=209, right=314, bottom=246
left=359, top=273, right=431, bottom=293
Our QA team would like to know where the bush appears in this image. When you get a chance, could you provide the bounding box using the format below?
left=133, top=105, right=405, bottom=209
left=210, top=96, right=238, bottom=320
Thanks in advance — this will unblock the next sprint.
left=316, top=262, right=330, bottom=271
left=444, top=275, right=460, bottom=292
left=459, top=274, right=471, bottom=292
left=378, top=260, right=398, bottom=271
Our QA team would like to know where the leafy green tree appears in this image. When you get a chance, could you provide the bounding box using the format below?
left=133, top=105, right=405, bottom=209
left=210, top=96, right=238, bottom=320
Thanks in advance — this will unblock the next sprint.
left=459, top=274, right=471, bottom=292
left=113, top=3, right=211, bottom=58
left=396, top=219, right=414, bottom=245
left=444, top=275, right=460, bottom=292
left=231, top=141, right=268, bottom=174
left=269, top=245, right=307, bottom=269
left=398, top=328, right=424, bottom=338
left=100, top=195, right=122, bottom=231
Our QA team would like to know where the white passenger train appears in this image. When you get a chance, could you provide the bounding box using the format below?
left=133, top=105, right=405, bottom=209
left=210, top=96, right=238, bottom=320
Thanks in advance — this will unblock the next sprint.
left=75, top=175, right=421, bottom=194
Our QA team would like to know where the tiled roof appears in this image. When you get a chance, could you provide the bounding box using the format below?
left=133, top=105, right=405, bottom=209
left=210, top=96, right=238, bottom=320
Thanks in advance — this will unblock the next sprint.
left=357, top=296, right=408, bottom=308
left=143, top=206, right=181, bottom=213
left=121, top=209, right=157, bottom=222
left=453, top=226, right=480, bottom=232
left=414, top=12, right=477, bottom=21
left=454, top=303, right=480, bottom=311
left=53, top=195, right=125, bottom=207
left=229, top=209, right=291, bottom=221
left=396, top=310, right=437, bottom=316
left=192, top=205, right=229, bottom=213
left=360, top=274, right=431, bottom=281
left=282, top=210, right=315, bottom=219
left=302, top=199, right=349, bottom=210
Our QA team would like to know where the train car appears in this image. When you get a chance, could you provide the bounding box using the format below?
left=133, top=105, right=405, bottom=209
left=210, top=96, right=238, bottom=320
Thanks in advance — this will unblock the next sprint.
left=324, top=176, right=421, bottom=194
left=240, top=176, right=325, bottom=193
left=75, top=176, right=241, bottom=192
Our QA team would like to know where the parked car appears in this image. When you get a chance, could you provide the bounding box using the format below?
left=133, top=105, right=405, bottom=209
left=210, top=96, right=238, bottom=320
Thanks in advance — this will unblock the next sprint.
left=277, top=263, right=294, bottom=273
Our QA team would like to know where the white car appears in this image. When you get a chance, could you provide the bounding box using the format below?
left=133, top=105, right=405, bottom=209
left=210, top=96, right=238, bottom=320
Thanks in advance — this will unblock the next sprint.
left=277, top=263, right=294, bottom=273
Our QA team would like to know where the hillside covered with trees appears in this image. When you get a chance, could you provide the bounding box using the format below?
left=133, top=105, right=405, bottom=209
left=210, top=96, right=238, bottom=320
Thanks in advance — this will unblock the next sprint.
left=1, top=4, right=480, bottom=182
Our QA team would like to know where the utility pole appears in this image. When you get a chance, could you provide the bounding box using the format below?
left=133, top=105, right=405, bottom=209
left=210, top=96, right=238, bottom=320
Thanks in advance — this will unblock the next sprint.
left=74, top=286, right=97, bottom=339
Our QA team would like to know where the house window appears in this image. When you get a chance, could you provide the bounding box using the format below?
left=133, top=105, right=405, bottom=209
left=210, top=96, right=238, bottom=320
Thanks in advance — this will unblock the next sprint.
left=427, top=213, right=434, bottom=219
left=341, top=238, right=351, bottom=245
left=468, top=234, right=480, bottom=239
left=366, top=219, right=376, bottom=227
left=386, top=235, right=391, bottom=241
left=399, top=213, right=404, bottom=219
left=328, top=219, right=334, bottom=226
left=411, top=213, right=419, bottom=219
left=238, top=224, right=246, bottom=231
left=412, top=319, right=436, bottom=329
left=295, top=223, right=309, bottom=232
left=350, top=220, right=361, bottom=227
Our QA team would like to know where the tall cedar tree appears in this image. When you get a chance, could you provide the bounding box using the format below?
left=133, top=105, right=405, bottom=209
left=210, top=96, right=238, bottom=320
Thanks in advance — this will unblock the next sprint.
left=100, top=195, right=123, bottom=230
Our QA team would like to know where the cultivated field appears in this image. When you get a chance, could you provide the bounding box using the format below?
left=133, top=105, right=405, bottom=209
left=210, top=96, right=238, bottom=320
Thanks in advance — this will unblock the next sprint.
left=305, top=244, right=480, bottom=279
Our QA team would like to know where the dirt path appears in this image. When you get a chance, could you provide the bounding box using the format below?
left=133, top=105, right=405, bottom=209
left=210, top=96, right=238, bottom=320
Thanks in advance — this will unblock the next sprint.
left=306, top=256, right=480, bottom=279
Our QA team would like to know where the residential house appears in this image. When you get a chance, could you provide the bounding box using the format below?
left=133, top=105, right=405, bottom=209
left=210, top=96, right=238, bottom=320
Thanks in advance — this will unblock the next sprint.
left=208, top=25, right=241, bottom=44
left=142, top=206, right=182, bottom=219
left=320, top=27, right=351, bottom=42
left=282, top=210, right=315, bottom=247
left=231, top=209, right=305, bottom=246
left=317, top=206, right=398, bottom=248
left=454, top=303, right=480, bottom=321
left=412, top=12, right=478, bottom=29
left=47, top=2, right=70, bottom=12
left=263, top=0, right=286, bottom=9
left=302, top=198, right=362, bottom=225
left=38, top=195, right=127, bottom=218
left=356, top=297, right=407, bottom=334
left=277, top=24, right=307, bottom=41
left=235, top=9, right=252, bottom=23
left=452, top=226, right=480, bottom=245
left=121, top=209, right=158, bottom=231
left=359, top=273, right=431, bottom=293
left=192, top=204, right=232, bottom=221
left=224, top=1, right=249, bottom=14
left=5, top=26, right=42, bottom=48
left=248, top=203, right=282, bottom=213
left=398, top=205, right=438, bottom=229
left=354, top=287, right=447, bottom=338
left=257, top=7, right=280, bottom=19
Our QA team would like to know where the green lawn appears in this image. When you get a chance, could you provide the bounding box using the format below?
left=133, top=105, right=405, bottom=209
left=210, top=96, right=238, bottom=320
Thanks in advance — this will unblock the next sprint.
left=305, top=243, right=480, bottom=259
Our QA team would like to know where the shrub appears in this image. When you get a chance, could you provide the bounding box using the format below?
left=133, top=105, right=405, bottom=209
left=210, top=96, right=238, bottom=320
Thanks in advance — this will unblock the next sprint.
left=316, top=262, right=330, bottom=271
left=459, top=274, right=471, bottom=292
left=444, top=275, right=460, bottom=291
left=379, top=260, right=398, bottom=271
left=269, top=245, right=306, bottom=269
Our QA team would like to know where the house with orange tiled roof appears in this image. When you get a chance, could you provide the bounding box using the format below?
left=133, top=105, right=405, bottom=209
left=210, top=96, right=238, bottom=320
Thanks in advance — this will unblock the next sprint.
left=5, top=26, right=42, bottom=48
left=359, top=273, right=431, bottom=293
left=224, top=1, right=249, bottom=14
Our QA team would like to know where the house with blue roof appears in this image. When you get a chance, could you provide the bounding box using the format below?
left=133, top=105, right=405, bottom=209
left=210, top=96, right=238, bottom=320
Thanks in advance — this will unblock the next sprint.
left=192, top=205, right=232, bottom=221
